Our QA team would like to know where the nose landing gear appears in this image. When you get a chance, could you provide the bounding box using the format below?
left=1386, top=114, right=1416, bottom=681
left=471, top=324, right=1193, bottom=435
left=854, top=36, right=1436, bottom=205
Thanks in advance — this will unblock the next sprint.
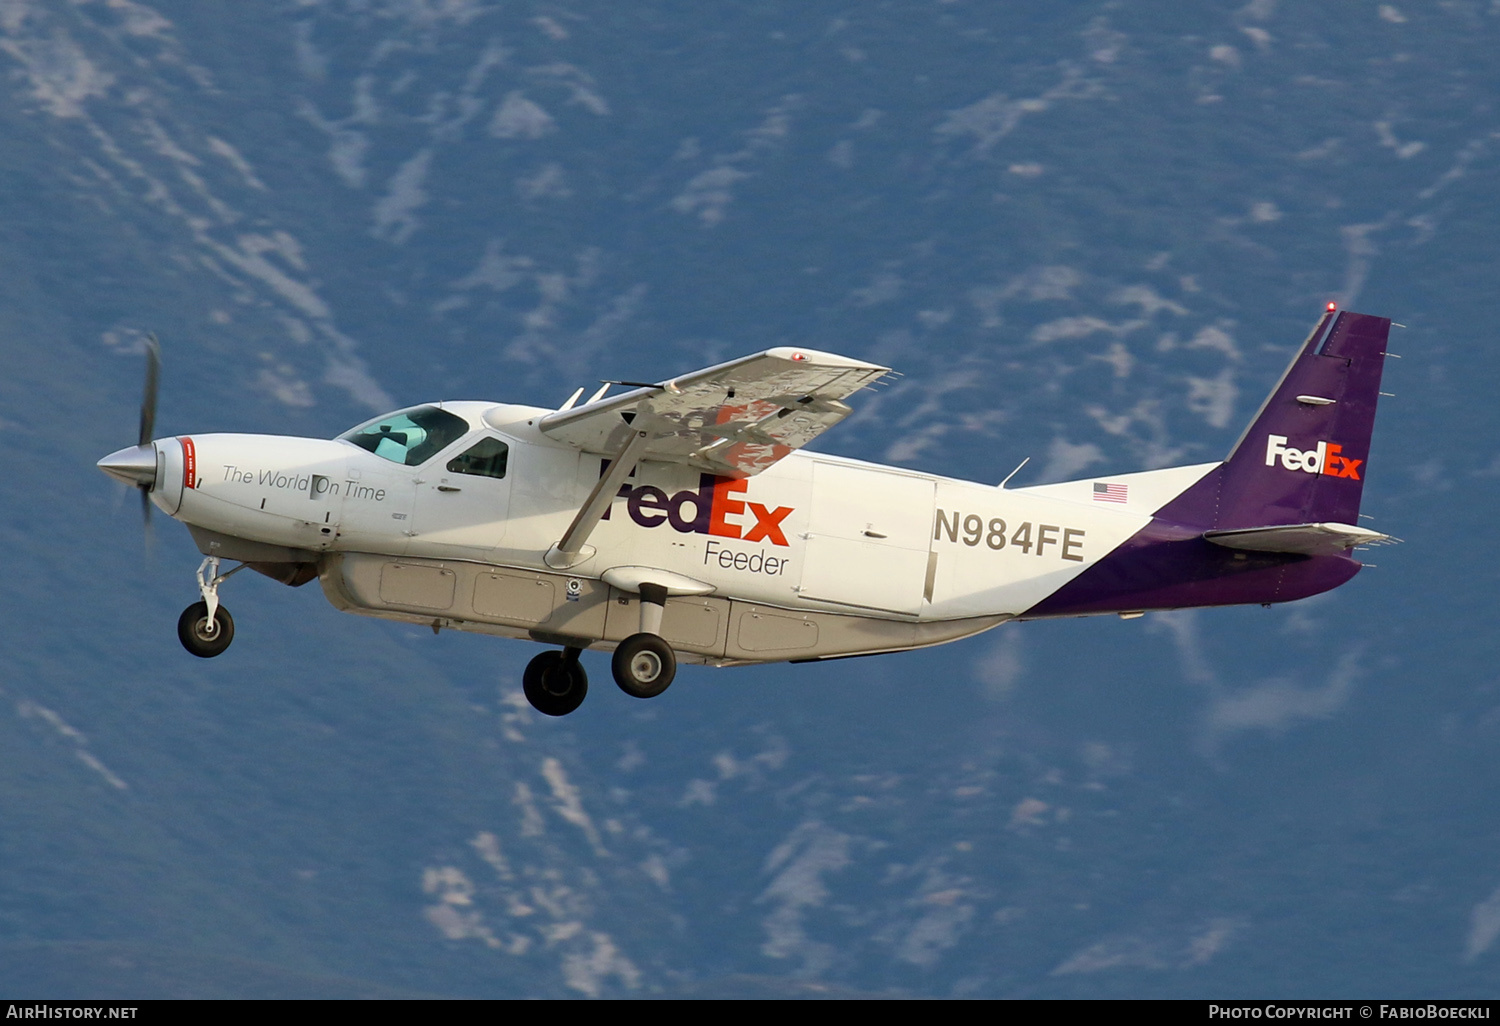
left=178, top=601, right=235, bottom=657
left=178, top=557, right=245, bottom=658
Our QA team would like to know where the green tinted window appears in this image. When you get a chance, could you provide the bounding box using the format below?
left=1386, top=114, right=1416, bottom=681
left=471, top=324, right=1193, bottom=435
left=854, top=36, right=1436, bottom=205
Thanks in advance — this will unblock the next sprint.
left=338, top=405, right=469, bottom=466
left=447, top=437, right=509, bottom=480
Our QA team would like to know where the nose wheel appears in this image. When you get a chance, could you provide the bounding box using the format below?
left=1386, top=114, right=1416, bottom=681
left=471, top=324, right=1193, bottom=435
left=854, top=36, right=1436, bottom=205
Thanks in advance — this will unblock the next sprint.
left=178, top=601, right=235, bottom=658
left=177, top=556, right=245, bottom=658
left=523, top=648, right=588, bottom=716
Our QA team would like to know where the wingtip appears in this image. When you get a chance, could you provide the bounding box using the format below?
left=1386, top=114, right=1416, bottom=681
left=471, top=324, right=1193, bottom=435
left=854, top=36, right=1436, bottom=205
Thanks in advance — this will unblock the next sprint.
left=763, top=346, right=890, bottom=372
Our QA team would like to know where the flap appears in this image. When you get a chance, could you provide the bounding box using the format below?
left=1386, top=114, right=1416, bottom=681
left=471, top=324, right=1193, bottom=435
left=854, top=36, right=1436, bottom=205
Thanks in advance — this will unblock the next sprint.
left=537, top=347, right=889, bottom=477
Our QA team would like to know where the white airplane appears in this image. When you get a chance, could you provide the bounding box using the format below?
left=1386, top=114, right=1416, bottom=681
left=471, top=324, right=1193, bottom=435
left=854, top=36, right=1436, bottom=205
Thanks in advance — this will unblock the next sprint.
left=98, top=305, right=1395, bottom=716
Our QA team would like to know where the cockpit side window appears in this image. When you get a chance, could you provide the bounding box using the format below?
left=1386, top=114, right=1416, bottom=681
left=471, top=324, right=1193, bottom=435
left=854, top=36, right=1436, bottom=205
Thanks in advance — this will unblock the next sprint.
left=338, top=405, right=469, bottom=466
left=447, top=437, right=509, bottom=480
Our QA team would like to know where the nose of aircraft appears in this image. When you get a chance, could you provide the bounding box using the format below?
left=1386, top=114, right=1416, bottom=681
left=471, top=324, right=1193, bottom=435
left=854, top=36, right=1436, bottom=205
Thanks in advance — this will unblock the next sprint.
left=97, top=443, right=158, bottom=489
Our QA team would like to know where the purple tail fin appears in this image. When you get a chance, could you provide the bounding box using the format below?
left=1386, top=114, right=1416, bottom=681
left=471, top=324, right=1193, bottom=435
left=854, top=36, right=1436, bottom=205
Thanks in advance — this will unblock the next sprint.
left=1019, top=307, right=1390, bottom=619
left=1164, top=308, right=1391, bottom=530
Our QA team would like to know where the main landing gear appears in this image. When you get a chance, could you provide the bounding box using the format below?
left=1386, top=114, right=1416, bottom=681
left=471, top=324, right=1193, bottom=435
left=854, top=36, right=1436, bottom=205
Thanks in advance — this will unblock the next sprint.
left=523, top=647, right=588, bottom=717
left=612, top=633, right=675, bottom=699
left=178, top=557, right=244, bottom=658
left=521, top=582, right=679, bottom=716
left=613, top=582, right=677, bottom=699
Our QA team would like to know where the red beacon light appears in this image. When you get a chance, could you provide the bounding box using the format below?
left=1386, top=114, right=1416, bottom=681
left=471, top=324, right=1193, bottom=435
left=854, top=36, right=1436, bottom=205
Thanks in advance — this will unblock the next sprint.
left=1326, top=301, right=1338, bottom=312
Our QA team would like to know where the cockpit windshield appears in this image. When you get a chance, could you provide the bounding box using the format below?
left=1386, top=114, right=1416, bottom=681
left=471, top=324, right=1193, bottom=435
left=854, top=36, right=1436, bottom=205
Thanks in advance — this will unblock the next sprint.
left=337, top=405, right=470, bottom=466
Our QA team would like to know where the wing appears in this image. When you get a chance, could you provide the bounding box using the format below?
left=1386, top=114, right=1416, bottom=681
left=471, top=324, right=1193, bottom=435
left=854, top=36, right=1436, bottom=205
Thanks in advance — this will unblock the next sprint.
left=537, top=347, right=891, bottom=478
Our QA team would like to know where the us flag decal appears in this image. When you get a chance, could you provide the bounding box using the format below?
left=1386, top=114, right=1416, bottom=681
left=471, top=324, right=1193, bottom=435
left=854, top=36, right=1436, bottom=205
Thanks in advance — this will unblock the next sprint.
left=1092, top=482, right=1127, bottom=503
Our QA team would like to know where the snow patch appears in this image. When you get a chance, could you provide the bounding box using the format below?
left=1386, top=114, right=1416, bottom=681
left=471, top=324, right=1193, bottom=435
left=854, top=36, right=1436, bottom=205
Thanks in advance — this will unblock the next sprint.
left=1053, top=918, right=1242, bottom=974
left=1, top=30, right=115, bottom=117
left=758, top=821, right=853, bottom=975
left=17, top=700, right=128, bottom=791
left=561, top=932, right=641, bottom=997
left=1465, top=884, right=1500, bottom=962
left=978, top=630, right=1026, bottom=702
left=371, top=148, right=432, bottom=244
left=542, top=756, right=607, bottom=855
left=1184, top=368, right=1238, bottom=429
left=936, top=68, right=1101, bottom=155
left=207, top=136, right=267, bottom=191
left=1210, top=44, right=1241, bottom=69
left=1042, top=437, right=1104, bottom=481
left=489, top=91, right=555, bottom=139
left=671, top=165, right=750, bottom=227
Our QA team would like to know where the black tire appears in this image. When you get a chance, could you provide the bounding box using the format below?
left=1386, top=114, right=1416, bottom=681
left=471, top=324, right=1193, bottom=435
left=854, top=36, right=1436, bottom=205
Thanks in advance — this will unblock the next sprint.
left=177, top=601, right=234, bottom=658
left=523, top=651, right=588, bottom=716
left=611, top=633, right=676, bottom=699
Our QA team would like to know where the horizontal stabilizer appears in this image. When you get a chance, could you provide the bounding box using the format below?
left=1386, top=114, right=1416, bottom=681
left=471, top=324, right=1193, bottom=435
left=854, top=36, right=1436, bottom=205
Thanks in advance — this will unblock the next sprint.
left=1203, top=522, right=1396, bottom=556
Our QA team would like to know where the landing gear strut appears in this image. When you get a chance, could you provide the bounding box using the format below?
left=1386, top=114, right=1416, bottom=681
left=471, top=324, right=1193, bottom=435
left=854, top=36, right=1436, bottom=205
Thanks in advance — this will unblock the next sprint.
left=178, top=556, right=245, bottom=658
left=523, top=647, right=588, bottom=716
left=611, top=582, right=677, bottom=699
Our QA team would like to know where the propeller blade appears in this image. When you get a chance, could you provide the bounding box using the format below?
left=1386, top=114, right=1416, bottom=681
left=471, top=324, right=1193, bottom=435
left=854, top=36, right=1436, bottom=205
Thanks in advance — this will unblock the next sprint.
left=140, top=483, right=155, bottom=558
left=138, top=333, right=160, bottom=448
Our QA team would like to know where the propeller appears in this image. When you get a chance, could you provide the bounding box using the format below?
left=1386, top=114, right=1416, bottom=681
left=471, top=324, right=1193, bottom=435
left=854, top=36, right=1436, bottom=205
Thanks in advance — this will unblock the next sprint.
left=137, top=333, right=160, bottom=524
left=98, top=333, right=162, bottom=527
left=138, top=333, right=159, bottom=448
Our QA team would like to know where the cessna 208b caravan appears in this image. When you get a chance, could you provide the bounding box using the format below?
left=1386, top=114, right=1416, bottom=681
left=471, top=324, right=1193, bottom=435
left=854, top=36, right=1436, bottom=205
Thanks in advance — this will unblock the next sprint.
left=98, top=305, right=1395, bottom=716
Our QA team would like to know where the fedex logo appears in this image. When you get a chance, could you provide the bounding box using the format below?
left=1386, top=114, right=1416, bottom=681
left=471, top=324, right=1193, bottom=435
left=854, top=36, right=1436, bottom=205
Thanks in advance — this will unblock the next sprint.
left=604, top=471, right=794, bottom=547
left=1264, top=435, right=1362, bottom=480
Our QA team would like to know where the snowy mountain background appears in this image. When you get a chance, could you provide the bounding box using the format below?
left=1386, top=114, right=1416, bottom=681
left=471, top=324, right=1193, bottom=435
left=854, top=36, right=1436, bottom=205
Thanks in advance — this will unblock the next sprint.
left=1, top=0, right=1498, bottom=998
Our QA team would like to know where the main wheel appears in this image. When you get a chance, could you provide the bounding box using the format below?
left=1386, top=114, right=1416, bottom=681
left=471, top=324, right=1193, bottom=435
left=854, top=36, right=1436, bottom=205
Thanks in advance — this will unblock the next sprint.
left=177, top=601, right=234, bottom=658
left=523, top=651, right=588, bottom=716
left=611, top=633, right=676, bottom=699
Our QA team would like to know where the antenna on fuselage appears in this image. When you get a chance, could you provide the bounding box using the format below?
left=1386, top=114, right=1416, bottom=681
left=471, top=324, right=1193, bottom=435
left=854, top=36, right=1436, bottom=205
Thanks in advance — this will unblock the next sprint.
left=558, top=387, right=585, bottom=411
left=998, top=456, right=1030, bottom=490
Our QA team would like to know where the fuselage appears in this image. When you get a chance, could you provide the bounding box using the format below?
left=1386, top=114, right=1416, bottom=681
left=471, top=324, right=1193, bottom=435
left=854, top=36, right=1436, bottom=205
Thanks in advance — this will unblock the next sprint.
left=132, top=396, right=1359, bottom=662
left=99, top=309, right=1390, bottom=688
left=149, top=401, right=1228, bottom=620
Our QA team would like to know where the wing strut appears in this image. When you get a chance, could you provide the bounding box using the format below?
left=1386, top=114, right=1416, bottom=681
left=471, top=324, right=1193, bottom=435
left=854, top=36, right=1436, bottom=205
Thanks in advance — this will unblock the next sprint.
left=545, top=427, right=653, bottom=570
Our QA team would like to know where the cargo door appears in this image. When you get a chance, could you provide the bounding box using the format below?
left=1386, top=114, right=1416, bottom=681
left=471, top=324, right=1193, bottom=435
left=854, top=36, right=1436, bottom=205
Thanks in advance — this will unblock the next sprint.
left=797, top=462, right=934, bottom=615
